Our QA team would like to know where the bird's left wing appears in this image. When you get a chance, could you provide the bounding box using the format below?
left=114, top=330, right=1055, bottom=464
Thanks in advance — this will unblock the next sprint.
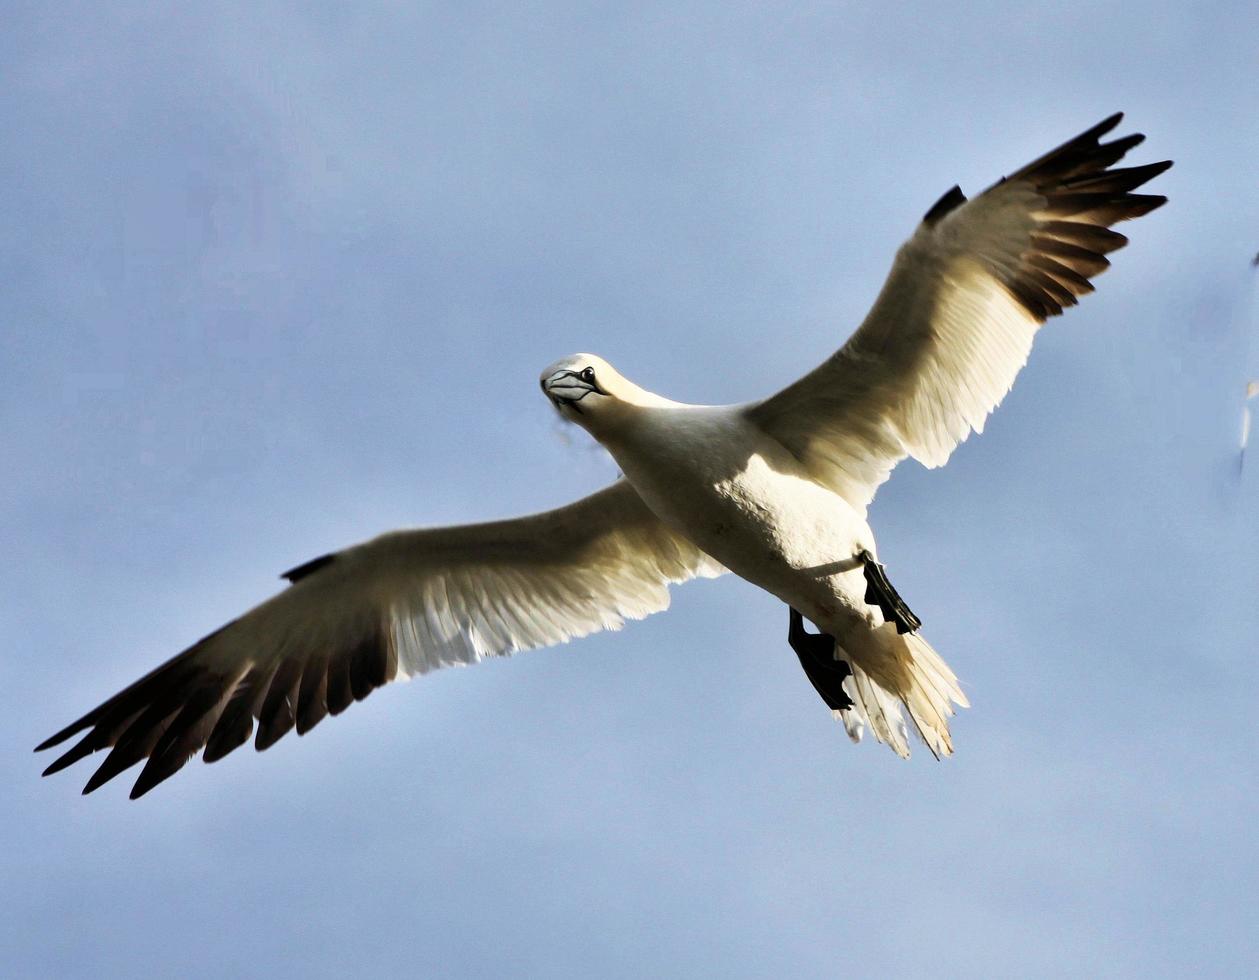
left=747, top=113, right=1170, bottom=512
left=37, top=479, right=723, bottom=798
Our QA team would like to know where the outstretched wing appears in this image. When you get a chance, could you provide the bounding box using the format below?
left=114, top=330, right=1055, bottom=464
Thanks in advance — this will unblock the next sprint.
left=747, top=113, right=1171, bottom=512
left=36, top=480, right=723, bottom=798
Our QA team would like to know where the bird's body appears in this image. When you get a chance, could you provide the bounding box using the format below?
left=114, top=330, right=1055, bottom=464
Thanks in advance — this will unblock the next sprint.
left=604, top=402, right=875, bottom=619
left=37, top=113, right=1170, bottom=797
left=543, top=363, right=957, bottom=753
left=602, top=402, right=873, bottom=642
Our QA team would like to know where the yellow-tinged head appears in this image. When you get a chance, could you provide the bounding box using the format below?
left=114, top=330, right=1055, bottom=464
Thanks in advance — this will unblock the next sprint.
left=539, top=353, right=659, bottom=434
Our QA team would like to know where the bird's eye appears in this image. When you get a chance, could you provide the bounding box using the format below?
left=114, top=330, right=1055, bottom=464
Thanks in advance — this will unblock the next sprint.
left=580, top=367, right=596, bottom=383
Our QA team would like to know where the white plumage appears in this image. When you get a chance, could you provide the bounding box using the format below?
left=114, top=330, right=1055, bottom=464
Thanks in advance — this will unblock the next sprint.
left=37, top=114, right=1169, bottom=797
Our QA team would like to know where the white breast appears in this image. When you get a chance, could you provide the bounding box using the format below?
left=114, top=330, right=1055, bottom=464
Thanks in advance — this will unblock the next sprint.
left=600, top=404, right=875, bottom=620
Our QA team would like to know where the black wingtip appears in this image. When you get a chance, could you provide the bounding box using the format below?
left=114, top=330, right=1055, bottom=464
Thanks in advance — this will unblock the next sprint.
left=923, top=184, right=967, bottom=225
left=41, top=736, right=96, bottom=777
left=129, top=769, right=164, bottom=800
left=81, top=772, right=108, bottom=795
left=1111, top=159, right=1173, bottom=184
left=1095, top=111, right=1124, bottom=136
left=1071, top=112, right=1125, bottom=151
left=42, top=758, right=74, bottom=778
left=280, top=553, right=336, bottom=584
left=83, top=759, right=134, bottom=796
left=35, top=721, right=86, bottom=753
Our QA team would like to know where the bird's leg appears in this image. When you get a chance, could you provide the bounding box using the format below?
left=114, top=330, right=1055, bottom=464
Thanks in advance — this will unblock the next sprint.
left=788, top=607, right=854, bottom=711
left=858, top=549, right=922, bottom=634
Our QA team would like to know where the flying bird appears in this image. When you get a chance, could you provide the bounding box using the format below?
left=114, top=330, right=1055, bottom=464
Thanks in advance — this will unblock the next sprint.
left=37, top=113, right=1171, bottom=797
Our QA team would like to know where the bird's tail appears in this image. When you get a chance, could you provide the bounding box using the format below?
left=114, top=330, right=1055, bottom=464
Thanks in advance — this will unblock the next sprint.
left=835, top=626, right=969, bottom=759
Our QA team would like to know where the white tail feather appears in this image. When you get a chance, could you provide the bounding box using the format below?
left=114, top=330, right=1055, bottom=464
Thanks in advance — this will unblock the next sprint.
left=833, top=628, right=967, bottom=758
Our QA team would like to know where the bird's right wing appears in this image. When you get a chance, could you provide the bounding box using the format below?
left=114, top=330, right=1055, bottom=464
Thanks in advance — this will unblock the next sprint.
left=747, top=113, right=1170, bottom=512
left=37, top=480, right=724, bottom=798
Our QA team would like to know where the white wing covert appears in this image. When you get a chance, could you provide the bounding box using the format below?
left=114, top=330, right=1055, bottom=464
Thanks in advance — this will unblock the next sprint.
left=747, top=113, right=1170, bottom=512
left=36, top=480, right=722, bottom=798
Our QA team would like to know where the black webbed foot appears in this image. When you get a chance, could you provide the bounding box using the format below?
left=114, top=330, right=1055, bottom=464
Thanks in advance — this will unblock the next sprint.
left=858, top=549, right=922, bottom=634
left=788, top=607, right=854, bottom=711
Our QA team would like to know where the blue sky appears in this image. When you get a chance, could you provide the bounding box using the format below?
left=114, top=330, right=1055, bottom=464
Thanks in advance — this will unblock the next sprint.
left=4, top=3, right=1257, bottom=977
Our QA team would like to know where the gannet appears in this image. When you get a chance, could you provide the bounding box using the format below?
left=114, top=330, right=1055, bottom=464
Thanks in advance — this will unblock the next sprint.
left=37, top=113, right=1170, bottom=797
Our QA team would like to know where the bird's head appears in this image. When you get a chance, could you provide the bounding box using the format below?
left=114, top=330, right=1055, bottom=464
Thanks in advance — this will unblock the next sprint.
left=539, top=354, right=647, bottom=436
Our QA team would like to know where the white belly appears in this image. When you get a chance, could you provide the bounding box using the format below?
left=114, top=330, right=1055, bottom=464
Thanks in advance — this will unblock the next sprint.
left=579, top=400, right=968, bottom=760
left=604, top=407, right=879, bottom=632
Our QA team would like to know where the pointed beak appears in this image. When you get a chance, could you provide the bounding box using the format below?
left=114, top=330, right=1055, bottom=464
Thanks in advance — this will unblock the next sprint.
left=541, top=370, right=603, bottom=409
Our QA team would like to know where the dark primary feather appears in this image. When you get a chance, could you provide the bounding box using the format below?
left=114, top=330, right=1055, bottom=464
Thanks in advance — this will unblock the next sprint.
left=280, top=553, right=336, bottom=583
left=971, top=112, right=1171, bottom=322
left=923, top=184, right=967, bottom=225
left=36, top=593, right=399, bottom=798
